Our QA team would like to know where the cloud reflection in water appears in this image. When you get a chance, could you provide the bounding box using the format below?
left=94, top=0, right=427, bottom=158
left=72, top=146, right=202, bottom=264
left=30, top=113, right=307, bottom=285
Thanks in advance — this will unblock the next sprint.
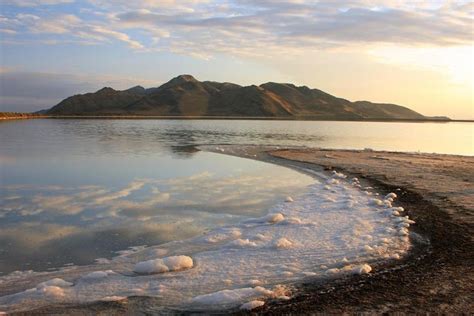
left=0, top=168, right=313, bottom=275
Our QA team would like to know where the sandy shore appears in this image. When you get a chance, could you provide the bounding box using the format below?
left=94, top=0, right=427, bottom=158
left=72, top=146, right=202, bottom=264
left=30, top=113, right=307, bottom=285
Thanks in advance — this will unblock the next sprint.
left=10, top=146, right=474, bottom=314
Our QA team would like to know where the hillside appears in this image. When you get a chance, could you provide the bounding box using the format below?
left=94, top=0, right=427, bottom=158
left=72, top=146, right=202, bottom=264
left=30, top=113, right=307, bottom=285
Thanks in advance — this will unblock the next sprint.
left=47, top=75, right=430, bottom=120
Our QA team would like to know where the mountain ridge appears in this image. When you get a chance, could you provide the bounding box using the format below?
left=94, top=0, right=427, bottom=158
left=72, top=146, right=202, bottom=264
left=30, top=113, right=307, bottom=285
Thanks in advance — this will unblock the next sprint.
left=46, top=74, right=446, bottom=120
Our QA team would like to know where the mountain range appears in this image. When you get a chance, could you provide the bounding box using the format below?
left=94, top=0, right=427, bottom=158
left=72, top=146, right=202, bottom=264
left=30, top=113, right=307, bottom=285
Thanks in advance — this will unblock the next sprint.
left=47, top=75, right=446, bottom=120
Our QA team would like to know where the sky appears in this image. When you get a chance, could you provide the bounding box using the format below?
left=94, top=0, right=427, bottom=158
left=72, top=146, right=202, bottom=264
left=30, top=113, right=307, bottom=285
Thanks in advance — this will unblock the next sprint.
left=0, top=0, right=472, bottom=119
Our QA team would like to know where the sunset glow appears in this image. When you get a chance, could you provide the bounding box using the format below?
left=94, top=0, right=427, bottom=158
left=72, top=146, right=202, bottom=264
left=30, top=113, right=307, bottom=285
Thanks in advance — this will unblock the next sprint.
left=0, top=0, right=472, bottom=118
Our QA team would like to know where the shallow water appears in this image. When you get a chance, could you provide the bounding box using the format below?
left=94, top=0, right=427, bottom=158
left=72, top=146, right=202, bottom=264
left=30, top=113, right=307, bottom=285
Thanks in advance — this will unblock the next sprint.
left=0, top=119, right=465, bottom=311
left=0, top=120, right=317, bottom=275
left=1, top=119, right=472, bottom=157
left=0, top=172, right=413, bottom=312
left=0, top=119, right=470, bottom=273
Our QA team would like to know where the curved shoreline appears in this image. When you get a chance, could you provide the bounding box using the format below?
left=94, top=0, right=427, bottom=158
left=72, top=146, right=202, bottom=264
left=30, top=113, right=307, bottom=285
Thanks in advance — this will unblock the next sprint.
left=196, top=146, right=473, bottom=314
left=259, top=147, right=473, bottom=314
left=9, top=146, right=473, bottom=314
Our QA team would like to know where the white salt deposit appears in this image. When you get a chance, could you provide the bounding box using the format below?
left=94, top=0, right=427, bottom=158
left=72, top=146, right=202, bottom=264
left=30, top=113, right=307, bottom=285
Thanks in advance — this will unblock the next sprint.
left=39, top=286, right=66, bottom=299
left=302, top=271, right=317, bottom=276
left=274, top=238, right=293, bottom=249
left=240, top=300, right=265, bottom=310
left=326, top=264, right=372, bottom=276
left=81, top=270, right=115, bottom=280
left=391, top=253, right=401, bottom=260
left=0, top=167, right=413, bottom=313
left=37, top=278, right=73, bottom=288
left=205, top=228, right=242, bottom=243
left=364, top=245, right=374, bottom=252
left=229, top=239, right=258, bottom=247
left=100, top=296, right=126, bottom=302
left=249, top=279, right=262, bottom=285
left=353, top=264, right=372, bottom=274
left=398, top=228, right=409, bottom=236
left=254, top=233, right=269, bottom=240
left=134, top=260, right=169, bottom=274
left=283, top=217, right=303, bottom=225
left=266, top=213, right=285, bottom=223
left=191, top=286, right=272, bottom=306
left=133, top=255, right=193, bottom=274
left=370, top=198, right=384, bottom=206
left=332, top=170, right=347, bottom=179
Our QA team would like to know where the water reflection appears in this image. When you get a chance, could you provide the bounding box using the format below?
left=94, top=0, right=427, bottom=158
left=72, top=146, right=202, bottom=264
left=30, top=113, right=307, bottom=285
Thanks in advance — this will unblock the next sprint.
left=169, top=145, right=200, bottom=159
left=2, top=119, right=472, bottom=157
left=0, top=166, right=313, bottom=274
left=0, top=119, right=472, bottom=274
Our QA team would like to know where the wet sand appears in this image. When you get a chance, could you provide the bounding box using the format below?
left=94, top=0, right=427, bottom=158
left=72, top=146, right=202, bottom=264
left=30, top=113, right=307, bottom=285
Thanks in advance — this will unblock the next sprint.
left=10, top=146, right=474, bottom=314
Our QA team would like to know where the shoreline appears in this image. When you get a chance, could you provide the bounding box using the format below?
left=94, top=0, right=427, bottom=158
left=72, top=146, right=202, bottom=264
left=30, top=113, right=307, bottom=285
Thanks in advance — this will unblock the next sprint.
left=198, top=146, right=473, bottom=313
left=2, top=115, right=472, bottom=123
left=254, top=147, right=473, bottom=313
left=7, top=146, right=474, bottom=314
left=0, top=116, right=46, bottom=121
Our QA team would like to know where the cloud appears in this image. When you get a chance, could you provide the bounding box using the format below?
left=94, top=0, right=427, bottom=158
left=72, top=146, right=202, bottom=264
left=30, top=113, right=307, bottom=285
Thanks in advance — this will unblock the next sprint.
left=1, top=12, right=145, bottom=49
left=1, top=0, right=472, bottom=59
left=31, top=195, right=84, bottom=215
left=0, top=169, right=313, bottom=272
left=2, top=0, right=74, bottom=7
left=89, top=25, right=144, bottom=49
left=0, top=28, right=17, bottom=34
left=2, top=168, right=311, bottom=220
left=30, top=14, right=80, bottom=34
left=94, top=181, right=146, bottom=203
left=0, top=1, right=471, bottom=118
left=107, top=0, right=473, bottom=58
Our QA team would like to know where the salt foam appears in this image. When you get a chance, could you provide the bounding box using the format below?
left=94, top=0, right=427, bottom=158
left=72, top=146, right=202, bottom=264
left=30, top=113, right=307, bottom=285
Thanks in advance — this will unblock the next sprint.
left=133, top=256, right=194, bottom=274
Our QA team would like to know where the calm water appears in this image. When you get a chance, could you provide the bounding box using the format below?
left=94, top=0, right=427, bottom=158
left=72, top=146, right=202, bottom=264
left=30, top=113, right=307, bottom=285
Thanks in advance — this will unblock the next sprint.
left=0, top=119, right=472, bottom=275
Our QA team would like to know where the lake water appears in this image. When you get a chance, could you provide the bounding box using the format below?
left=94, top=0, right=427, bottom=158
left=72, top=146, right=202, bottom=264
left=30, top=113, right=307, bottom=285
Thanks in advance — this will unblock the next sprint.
left=0, top=119, right=472, bottom=273
left=0, top=119, right=471, bottom=312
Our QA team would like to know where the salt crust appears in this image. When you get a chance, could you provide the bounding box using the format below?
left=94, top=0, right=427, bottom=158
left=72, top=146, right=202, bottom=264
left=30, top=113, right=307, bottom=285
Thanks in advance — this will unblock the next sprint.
left=134, top=256, right=194, bottom=274
left=240, top=300, right=265, bottom=310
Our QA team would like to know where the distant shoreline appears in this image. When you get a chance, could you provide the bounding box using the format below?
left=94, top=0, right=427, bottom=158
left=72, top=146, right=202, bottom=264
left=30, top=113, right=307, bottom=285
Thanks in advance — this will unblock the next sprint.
left=0, top=114, right=46, bottom=121
left=1, top=115, right=471, bottom=123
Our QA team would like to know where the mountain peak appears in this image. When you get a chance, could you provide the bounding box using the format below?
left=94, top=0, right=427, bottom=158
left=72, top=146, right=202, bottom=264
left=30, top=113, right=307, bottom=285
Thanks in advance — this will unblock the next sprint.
left=128, top=85, right=145, bottom=90
left=157, top=74, right=199, bottom=90
left=177, top=74, right=196, bottom=80
left=95, top=87, right=116, bottom=94
left=124, top=85, right=146, bottom=95
left=169, top=74, right=197, bottom=84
